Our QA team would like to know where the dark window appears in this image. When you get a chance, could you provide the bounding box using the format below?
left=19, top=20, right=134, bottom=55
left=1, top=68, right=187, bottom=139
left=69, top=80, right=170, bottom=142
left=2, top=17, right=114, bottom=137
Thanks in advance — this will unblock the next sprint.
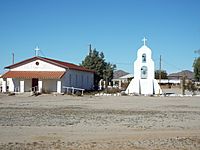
left=141, top=66, right=148, bottom=79
left=142, top=54, right=146, bottom=63
left=35, top=61, right=39, bottom=66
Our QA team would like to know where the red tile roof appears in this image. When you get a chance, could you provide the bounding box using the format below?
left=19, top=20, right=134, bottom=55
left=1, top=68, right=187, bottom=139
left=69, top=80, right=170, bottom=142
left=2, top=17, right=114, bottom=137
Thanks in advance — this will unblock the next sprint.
left=1, top=71, right=65, bottom=79
left=5, top=56, right=94, bottom=73
left=42, top=57, right=94, bottom=73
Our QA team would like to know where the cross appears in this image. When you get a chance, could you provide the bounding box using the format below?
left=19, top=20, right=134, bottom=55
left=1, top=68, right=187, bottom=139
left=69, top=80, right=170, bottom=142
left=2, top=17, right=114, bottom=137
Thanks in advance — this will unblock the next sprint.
left=35, top=46, right=40, bottom=56
left=142, top=37, right=147, bottom=46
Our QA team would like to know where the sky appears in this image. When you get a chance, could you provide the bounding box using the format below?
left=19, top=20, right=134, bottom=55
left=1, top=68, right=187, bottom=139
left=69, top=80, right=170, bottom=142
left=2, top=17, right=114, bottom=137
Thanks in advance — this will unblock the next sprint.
left=0, top=0, right=200, bottom=74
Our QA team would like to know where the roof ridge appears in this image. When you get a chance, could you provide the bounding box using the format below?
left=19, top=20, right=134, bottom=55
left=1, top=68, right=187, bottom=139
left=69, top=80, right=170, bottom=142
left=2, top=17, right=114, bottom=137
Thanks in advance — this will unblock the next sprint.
left=5, top=56, right=94, bottom=73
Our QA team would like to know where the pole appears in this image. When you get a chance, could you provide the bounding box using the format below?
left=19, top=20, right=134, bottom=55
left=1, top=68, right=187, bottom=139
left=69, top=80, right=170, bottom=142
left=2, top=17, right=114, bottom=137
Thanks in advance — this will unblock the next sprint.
left=88, top=44, right=92, bottom=55
left=159, top=55, right=162, bottom=83
left=89, top=44, right=92, bottom=51
left=182, top=73, right=186, bottom=95
left=12, top=52, right=14, bottom=64
left=159, top=55, right=162, bottom=95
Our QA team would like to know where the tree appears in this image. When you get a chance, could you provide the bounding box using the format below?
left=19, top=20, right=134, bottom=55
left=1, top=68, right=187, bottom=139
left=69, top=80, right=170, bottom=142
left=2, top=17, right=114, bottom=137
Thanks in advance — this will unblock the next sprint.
left=155, top=70, right=168, bottom=79
left=185, top=80, right=197, bottom=95
left=193, top=57, right=200, bottom=81
left=81, top=48, right=116, bottom=89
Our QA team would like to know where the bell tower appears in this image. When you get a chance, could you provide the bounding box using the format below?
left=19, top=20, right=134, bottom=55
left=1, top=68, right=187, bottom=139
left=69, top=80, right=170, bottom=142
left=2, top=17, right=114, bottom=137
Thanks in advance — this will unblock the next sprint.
left=126, top=38, right=162, bottom=95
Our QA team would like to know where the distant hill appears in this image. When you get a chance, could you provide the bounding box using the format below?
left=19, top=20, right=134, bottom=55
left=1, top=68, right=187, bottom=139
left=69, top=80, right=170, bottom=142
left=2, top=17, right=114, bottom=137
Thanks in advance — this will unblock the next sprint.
left=168, top=70, right=194, bottom=79
left=113, top=70, right=129, bottom=79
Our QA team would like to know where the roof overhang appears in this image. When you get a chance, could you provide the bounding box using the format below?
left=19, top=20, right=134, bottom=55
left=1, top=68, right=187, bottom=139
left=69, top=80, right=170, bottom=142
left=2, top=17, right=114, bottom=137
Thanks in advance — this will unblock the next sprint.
left=1, top=71, right=65, bottom=79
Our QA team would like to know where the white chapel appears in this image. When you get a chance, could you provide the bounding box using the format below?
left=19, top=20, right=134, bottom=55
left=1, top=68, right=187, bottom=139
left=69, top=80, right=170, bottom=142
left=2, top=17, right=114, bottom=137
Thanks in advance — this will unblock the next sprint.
left=1, top=48, right=94, bottom=94
left=125, top=38, right=162, bottom=95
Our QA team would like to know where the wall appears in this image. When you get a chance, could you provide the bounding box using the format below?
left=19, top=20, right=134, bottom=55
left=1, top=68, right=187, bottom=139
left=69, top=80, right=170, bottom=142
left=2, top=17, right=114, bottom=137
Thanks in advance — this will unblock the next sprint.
left=11, top=59, right=66, bottom=71
left=61, top=70, right=94, bottom=92
left=42, top=79, right=57, bottom=93
left=0, top=78, right=3, bottom=92
left=24, top=79, right=32, bottom=92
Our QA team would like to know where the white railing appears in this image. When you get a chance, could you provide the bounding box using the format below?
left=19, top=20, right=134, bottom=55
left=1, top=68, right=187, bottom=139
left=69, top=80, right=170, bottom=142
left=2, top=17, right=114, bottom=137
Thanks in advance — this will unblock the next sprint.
left=63, top=86, right=85, bottom=95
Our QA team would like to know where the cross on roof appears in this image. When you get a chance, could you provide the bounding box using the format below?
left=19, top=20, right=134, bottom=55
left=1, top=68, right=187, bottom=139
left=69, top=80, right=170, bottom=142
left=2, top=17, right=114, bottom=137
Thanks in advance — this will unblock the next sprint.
left=142, top=37, right=147, bottom=46
left=34, top=46, right=40, bottom=56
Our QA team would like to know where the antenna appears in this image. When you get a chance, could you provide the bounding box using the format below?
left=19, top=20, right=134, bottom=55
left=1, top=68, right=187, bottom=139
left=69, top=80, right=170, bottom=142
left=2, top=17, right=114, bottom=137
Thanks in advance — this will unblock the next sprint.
left=35, top=46, right=40, bottom=56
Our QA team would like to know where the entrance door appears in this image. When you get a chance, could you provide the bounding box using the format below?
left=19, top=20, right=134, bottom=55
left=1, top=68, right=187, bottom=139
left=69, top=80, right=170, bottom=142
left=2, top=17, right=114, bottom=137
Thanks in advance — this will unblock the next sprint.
left=32, top=78, right=38, bottom=91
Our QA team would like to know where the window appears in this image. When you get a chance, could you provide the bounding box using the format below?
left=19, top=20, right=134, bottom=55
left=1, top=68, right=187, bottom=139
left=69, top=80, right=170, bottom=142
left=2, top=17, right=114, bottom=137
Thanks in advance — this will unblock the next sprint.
left=142, top=54, right=146, bottom=63
left=141, top=66, right=148, bottom=79
left=35, top=61, right=39, bottom=66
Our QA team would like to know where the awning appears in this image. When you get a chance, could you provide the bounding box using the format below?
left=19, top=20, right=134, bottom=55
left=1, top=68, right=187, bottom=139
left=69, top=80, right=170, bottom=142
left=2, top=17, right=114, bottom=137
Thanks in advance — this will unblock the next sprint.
left=1, top=71, right=65, bottom=79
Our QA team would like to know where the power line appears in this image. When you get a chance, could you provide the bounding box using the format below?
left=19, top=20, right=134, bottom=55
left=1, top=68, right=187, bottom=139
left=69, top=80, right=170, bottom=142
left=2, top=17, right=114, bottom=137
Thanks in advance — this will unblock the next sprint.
left=162, top=58, right=182, bottom=71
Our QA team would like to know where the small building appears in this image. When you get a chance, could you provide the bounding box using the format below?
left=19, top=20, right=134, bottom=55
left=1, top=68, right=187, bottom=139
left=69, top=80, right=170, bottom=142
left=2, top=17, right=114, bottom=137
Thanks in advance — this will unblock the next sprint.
left=1, top=56, right=94, bottom=93
left=112, top=73, right=134, bottom=89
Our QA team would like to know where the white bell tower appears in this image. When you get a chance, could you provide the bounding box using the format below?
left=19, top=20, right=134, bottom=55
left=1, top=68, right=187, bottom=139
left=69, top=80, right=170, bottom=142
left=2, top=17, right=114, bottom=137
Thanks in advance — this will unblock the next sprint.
left=125, top=38, right=162, bottom=95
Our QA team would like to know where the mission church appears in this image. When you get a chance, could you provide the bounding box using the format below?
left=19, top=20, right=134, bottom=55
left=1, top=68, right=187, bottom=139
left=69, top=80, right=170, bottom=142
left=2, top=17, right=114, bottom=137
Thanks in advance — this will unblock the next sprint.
left=1, top=48, right=94, bottom=94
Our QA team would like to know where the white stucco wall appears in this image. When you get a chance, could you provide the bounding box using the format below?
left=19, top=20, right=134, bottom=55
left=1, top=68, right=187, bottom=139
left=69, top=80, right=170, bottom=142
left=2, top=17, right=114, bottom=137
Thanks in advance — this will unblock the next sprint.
left=0, top=78, right=3, bottom=86
left=6, top=78, right=28, bottom=92
left=8, top=78, right=14, bottom=92
left=0, top=77, right=3, bottom=92
left=11, top=59, right=66, bottom=71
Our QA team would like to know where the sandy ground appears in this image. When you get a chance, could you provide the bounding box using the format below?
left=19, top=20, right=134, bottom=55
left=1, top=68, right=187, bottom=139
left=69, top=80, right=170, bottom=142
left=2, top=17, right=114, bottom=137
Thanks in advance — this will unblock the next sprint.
left=0, top=93, right=200, bottom=150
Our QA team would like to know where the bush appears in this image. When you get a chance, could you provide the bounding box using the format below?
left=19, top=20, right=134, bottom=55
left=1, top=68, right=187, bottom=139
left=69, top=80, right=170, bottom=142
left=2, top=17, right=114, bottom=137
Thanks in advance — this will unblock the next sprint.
left=75, top=91, right=82, bottom=96
left=186, top=80, right=197, bottom=94
left=105, top=88, right=121, bottom=94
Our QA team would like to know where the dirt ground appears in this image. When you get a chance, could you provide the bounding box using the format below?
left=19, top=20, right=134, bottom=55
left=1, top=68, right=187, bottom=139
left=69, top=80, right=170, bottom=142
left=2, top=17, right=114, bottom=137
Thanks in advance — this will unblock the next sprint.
left=0, top=93, right=200, bottom=150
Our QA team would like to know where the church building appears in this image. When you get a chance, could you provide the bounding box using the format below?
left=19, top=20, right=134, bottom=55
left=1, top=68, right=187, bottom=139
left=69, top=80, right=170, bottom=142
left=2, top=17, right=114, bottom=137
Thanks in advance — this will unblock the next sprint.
left=1, top=55, right=94, bottom=94
left=125, top=38, right=162, bottom=95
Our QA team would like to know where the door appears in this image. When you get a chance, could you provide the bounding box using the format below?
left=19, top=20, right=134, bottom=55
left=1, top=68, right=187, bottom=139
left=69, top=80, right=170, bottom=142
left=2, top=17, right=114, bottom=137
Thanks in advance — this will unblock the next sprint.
left=32, top=78, right=38, bottom=91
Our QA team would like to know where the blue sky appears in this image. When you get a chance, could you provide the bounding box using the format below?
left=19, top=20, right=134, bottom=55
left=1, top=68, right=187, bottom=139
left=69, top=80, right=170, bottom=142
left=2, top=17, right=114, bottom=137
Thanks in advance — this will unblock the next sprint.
left=0, top=0, right=199, bottom=74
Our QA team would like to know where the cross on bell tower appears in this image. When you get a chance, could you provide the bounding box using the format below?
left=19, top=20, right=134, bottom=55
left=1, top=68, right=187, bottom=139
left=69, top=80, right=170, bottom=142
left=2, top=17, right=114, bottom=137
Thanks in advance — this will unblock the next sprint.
left=142, top=37, right=147, bottom=46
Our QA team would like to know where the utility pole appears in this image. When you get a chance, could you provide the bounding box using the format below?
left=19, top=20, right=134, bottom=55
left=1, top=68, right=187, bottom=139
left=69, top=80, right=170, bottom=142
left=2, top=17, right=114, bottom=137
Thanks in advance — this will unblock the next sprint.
left=88, top=44, right=92, bottom=55
left=12, top=52, right=14, bottom=64
left=89, top=44, right=92, bottom=51
left=181, top=72, right=186, bottom=95
left=159, top=55, right=162, bottom=83
left=158, top=55, right=162, bottom=95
